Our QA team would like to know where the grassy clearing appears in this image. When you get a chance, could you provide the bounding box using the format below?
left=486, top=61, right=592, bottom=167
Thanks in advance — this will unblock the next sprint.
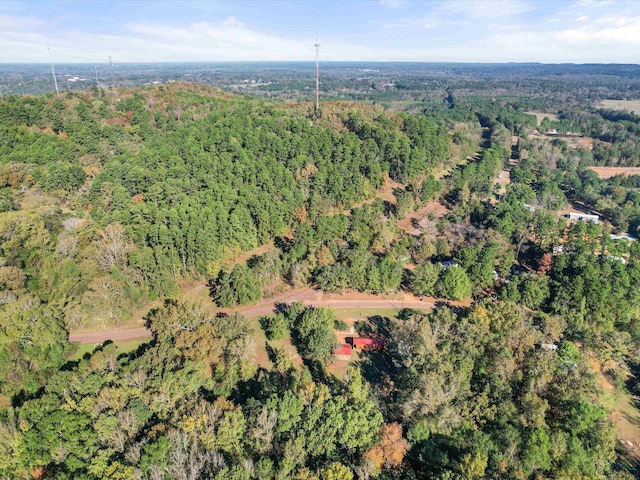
left=597, top=370, right=640, bottom=466
left=248, top=316, right=303, bottom=370
left=328, top=349, right=363, bottom=380
left=525, top=111, right=559, bottom=125
left=599, top=99, right=640, bottom=112
left=332, top=307, right=400, bottom=321
left=68, top=337, right=149, bottom=361
left=247, top=316, right=271, bottom=369
left=611, top=386, right=640, bottom=465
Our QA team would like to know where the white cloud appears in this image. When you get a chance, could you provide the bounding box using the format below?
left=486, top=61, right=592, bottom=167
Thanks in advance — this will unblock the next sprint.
left=2, top=1, right=640, bottom=63
left=556, top=15, right=640, bottom=45
left=1, top=18, right=311, bottom=62
left=573, top=0, right=615, bottom=7
left=432, top=0, right=532, bottom=20
left=0, top=13, right=42, bottom=32
left=378, top=0, right=407, bottom=8
left=378, top=0, right=531, bottom=31
left=222, top=16, right=244, bottom=27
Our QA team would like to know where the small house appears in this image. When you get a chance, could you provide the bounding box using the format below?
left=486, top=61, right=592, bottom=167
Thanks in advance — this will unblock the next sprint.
left=333, top=344, right=352, bottom=357
left=440, top=260, right=459, bottom=270
left=348, top=337, right=385, bottom=350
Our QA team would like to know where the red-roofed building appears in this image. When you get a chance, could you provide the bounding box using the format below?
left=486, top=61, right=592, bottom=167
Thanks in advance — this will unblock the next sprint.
left=333, top=344, right=352, bottom=356
left=349, top=337, right=386, bottom=349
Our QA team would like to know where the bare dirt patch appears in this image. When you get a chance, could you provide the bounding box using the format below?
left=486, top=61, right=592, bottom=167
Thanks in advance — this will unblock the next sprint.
left=398, top=200, right=449, bottom=236
left=588, top=166, right=640, bottom=179
left=493, top=168, right=511, bottom=195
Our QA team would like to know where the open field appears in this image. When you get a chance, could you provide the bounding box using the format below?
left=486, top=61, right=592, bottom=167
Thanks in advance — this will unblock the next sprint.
left=68, top=287, right=468, bottom=344
left=225, top=241, right=275, bottom=273
left=613, top=391, right=640, bottom=465
left=332, top=307, right=400, bottom=320
left=493, top=166, right=512, bottom=198
left=526, top=111, right=559, bottom=125
left=598, top=99, right=640, bottom=113
left=68, top=337, right=149, bottom=361
left=598, top=369, right=640, bottom=467
left=529, top=132, right=595, bottom=151
left=588, top=166, right=640, bottom=179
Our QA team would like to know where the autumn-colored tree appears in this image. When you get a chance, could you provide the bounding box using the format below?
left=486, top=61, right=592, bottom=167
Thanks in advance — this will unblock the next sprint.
left=321, top=462, right=353, bottom=480
left=537, top=252, right=553, bottom=275
left=363, top=423, right=410, bottom=472
left=294, top=205, right=308, bottom=224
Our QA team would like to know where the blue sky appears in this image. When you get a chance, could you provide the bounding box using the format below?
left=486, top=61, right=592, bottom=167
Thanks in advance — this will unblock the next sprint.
left=1, top=0, right=639, bottom=63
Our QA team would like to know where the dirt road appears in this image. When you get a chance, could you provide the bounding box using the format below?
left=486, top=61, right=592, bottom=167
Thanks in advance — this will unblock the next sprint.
left=68, top=289, right=457, bottom=344
left=68, top=327, right=152, bottom=344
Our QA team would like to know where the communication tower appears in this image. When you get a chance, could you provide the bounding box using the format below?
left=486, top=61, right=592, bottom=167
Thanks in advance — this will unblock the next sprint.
left=315, top=34, right=321, bottom=112
left=108, top=56, right=119, bottom=100
left=48, top=43, right=60, bottom=96
left=108, top=56, right=114, bottom=86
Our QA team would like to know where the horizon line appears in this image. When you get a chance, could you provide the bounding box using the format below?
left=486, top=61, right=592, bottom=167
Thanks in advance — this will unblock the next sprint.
left=1, top=61, right=640, bottom=66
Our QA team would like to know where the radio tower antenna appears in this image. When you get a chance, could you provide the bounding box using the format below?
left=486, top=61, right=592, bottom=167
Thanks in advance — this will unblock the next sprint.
left=314, top=32, right=321, bottom=112
left=108, top=56, right=119, bottom=100
left=108, top=56, right=114, bottom=87
left=94, top=66, right=99, bottom=88
left=47, top=43, right=60, bottom=97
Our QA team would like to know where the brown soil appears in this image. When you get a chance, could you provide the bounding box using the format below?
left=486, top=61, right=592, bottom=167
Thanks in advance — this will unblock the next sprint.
left=588, top=166, right=640, bottom=179
left=398, top=200, right=449, bottom=236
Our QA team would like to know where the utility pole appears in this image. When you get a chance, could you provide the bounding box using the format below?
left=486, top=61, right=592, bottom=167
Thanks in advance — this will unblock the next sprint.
left=315, top=33, right=321, bottom=112
left=48, top=43, right=60, bottom=97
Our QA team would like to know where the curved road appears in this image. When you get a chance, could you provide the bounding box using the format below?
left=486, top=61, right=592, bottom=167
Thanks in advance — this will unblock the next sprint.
left=68, top=289, right=458, bottom=344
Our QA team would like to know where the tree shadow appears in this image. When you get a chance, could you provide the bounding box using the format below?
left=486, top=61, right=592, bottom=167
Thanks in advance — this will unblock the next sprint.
left=408, top=433, right=459, bottom=478
left=356, top=349, right=393, bottom=388
left=232, top=366, right=291, bottom=403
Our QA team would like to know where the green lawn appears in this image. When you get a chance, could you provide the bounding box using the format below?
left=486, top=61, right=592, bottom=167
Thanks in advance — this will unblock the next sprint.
left=332, top=307, right=400, bottom=321
left=68, top=337, right=150, bottom=361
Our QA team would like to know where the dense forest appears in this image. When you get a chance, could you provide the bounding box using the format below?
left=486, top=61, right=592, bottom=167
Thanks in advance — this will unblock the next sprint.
left=2, top=78, right=640, bottom=479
